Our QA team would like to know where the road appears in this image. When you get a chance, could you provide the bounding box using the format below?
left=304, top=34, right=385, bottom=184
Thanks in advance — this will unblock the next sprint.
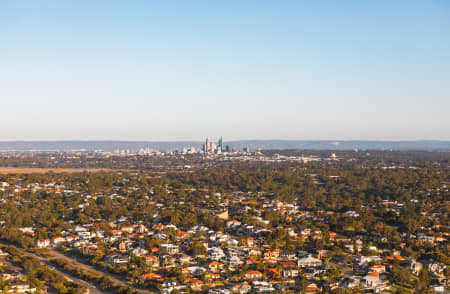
left=0, top=243, right=106, bottom=294
left=46, top=248, right=155, bottom=294
left=43, top=259, right=107, bottom=294
left=0, top=242, right=155, bottom=294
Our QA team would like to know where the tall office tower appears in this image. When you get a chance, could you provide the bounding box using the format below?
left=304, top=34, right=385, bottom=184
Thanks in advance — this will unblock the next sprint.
left=218, top=136, right=223, bottom=152
left=205, top=137, right=210, bottom=153
left=210, top=142, right=216, bottom=152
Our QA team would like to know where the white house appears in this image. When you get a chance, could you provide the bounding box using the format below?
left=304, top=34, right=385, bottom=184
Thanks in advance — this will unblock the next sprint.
left=36, top=239, right=50, bottom=248
left=208, top=247, right=225, bottom=261
left=297, top=255, right=322, bottom=267
left=363, top=273, right=380, bottom=288
left=160, top=244, right=180, bottom=254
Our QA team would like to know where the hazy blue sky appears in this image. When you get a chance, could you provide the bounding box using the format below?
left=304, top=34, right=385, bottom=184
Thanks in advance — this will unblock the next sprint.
left=1, top=1, right=449, bottom=141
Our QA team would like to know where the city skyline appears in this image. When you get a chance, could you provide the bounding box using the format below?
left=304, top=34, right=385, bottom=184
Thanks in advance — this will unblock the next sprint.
left=1, top=1, right=450, bottom=141
left=0, top=138, right=449, bottom=153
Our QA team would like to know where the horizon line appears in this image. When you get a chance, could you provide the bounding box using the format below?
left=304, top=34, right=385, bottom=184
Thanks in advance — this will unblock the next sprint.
left=0, top=139, right=449, bottom=143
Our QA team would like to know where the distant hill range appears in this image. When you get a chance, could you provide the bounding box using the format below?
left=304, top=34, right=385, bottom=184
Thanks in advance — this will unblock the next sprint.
left=0, top=140, right=449, bottom=152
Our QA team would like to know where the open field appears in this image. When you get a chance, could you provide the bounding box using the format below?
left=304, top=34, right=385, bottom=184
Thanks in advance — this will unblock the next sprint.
left=0, top=167, right=115, bottom=174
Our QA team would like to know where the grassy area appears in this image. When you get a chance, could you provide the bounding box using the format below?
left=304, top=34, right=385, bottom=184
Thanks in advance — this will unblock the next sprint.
left=393, top=284, right=414, bottom=293
left=1, top=244, right=87, bottom=294
left=51, top=258, right=144, bottom=294
left=0, top=167, right=115, bottom=174
left=29, top=248, right=55, bottom=258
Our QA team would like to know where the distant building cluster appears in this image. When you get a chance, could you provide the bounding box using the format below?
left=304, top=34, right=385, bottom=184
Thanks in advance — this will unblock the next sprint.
left=137, top=147, right=161, bottom=156
left=203, top=137, right=232, bottom=154
left=106, top=137, right=250, bottom=156
left=111, top=137, right=252, bottom=156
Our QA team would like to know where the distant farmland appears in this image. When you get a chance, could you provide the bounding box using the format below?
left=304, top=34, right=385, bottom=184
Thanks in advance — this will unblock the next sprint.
left=0, top=167, right=113, bottom=174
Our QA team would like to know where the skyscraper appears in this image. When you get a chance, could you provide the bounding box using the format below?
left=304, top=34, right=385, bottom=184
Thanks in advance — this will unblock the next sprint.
left=204, top=137, right=210, bottom=153
left=203, top=136, right=225, bottom=153
left=218, top=136, right=223, bottom=152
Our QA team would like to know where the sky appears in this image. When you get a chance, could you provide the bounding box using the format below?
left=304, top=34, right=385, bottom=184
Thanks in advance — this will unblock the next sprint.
left=1, top=1, right=449, bottom=141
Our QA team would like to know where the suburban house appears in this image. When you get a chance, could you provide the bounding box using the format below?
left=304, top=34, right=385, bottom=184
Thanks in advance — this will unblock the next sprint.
left=298, top=255, right=322, bottom=267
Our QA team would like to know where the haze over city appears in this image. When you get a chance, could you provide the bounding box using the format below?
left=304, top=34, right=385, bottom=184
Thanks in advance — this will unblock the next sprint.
left=1, top=1, right=449, bottom=141
left=1, top=2, right=450, bottom=294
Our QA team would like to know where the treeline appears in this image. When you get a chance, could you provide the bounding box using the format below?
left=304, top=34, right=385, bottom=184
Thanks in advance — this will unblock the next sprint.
left=51, top=259, right=141, bottom=294
left=0, top=160, right=447, bottom=234
left=1, top=245, right=86, bottom=294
